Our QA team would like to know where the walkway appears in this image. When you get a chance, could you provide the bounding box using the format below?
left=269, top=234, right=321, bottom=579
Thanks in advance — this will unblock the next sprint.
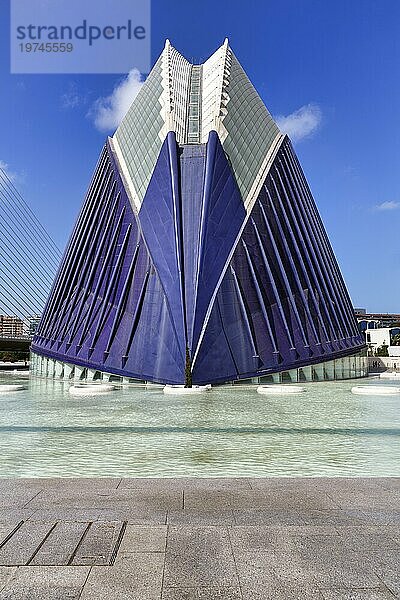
left=0, top=477, right=399, bottom=599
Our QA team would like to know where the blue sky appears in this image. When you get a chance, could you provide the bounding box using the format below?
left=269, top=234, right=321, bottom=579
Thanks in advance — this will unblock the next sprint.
left=0, top=0, right=399, bottom=312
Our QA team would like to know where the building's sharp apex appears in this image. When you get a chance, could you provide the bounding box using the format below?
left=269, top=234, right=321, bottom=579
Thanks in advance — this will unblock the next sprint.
left=113, top=38, right=283, bottom=210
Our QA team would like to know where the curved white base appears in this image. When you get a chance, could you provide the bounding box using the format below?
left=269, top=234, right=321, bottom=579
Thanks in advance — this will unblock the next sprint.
left=0, top=384, right=26, bottom=393
left=11, top=371, right=30, bottom=378
left=163, top=384, right=212, bottom=395
left=257, top=385, right=306, bottom=396
left=380, top=372, right=400, bottom=380
left=352, top=385, right=400, bottom=396
left=68, top=383, right=116, bottom=397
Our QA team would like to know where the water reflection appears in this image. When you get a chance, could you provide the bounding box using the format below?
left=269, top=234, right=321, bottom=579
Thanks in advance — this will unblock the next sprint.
left=0, top=374, right=399, bottom=477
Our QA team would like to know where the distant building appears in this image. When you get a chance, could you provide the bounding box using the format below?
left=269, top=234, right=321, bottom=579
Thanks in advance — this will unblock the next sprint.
left=364, top=327, right=400, bottom=355
left=25, top=315, right=41, bottom=337
left=0, top=315, right=24, bottom=337
left=369, top=342, right=400, bottom=373
left=356, top=309, right=400, bottom=344
left=356, top=311, right=400, bottom=330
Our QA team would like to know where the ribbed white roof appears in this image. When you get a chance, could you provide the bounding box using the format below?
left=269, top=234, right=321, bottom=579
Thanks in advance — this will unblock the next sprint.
left=112, top=40, right=284, bottom=213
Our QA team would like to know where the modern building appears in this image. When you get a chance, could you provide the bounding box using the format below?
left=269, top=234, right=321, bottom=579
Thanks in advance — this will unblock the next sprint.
left=364, top=326, right=400, bottom=354
left=31, top=40, right=366, bottom=384
left=356, top=311, right=400, bottom=331
left=25, top=315, right=41, bottom=337
left=368, top=342, right=400, bottom=373
left=0, top=315, right=24, bottom=338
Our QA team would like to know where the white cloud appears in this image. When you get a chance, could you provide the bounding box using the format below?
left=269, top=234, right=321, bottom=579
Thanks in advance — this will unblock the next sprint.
left=274, top=103, right=322, bottom=142
left=0, top=161, right=26, bottom=188
left=374, top=201, right=400, bottom=212
left=61, top=82, right=82, bottom=110
left=90, top=68, right=143, bottom=132
left=0, top=160, right=17, bottom=182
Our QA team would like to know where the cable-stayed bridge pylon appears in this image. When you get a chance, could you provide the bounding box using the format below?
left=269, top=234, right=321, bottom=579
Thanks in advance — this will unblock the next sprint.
left=0, top=166, right=61, bottom=341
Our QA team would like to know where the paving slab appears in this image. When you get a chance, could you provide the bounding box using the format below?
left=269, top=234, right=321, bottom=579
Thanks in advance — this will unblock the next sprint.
left=161, top=586, right=242, bottom=599
left=29, top=521, right=89, bottom=566
left=167, top=509, right=235, bottom=526
left=105, top=509, right=167, bottom=524
left=321, top=591, right=395, bottom=600
left=379, top=568, right=400, bottom=597
left=332, top=492, right=400, bottom=511
left=0, top=566, right=90, bottom=600
left=229, top=526, right=296, bottom=553
left=240, top=584, right=288, bottom=600
left=300, top=509, right=374, bottom=527
left=0, top=524, right=21, bottom=547
left=334, top=531, right=400, bottom=552
left=0, top=521, right=55, bottom=566
left=0, top=568, right=17, bottom=592
left=311, top=564, right=384, bottom=589
left=0, top=511, right=36, bottom=523
left=26, top=490, right=123, bottom=509
left=184, top=489, right=338, bottom=511
left=118, top=524, right=167, bottom=554
left=0, top=478, right=119, bottom=491
left=70, top=521, right=124, bottom=566
left=241, top=584, right=325, bottom=600
left=236, top=550, right=317, bottom=586
left=27, top=508, right=101, bottom=522
left=352, top=510, right=400, bottom=526
left=79, top=553, right=164, bottom=600
left=118, top=478, right=252, bottom=491
left=29, top=489, right=183, bottom=512
left=270, top=525, right=339, bottom=536
left=277, top=585, right=325, bottom=599
left=233, top=509, right=307, bottom=526
left=0, top=490, right=42, bottom=510
left=163, top=526, right=238, bottom=588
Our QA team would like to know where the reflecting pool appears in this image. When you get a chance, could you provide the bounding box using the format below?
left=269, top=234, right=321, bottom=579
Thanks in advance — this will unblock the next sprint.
left=0, top=373, right=400, bottom=477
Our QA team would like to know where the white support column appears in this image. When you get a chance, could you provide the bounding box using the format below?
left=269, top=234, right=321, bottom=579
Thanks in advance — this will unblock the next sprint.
left=74, top=365, right=85, bottom=381
left=47, top=359, right=56, bottom=378
left=313, top=363, right=325, bottom=381
left=301, top=366, right=313, bottom=381
left=64, top=363, right=74, bottom=380
left=87, top=368, right=97, bottom=382
left=55, top=360, right=63, bottom=379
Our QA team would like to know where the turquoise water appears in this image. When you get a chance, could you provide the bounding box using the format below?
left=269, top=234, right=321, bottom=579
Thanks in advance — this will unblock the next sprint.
left=0, top=373, right=400, bottom=477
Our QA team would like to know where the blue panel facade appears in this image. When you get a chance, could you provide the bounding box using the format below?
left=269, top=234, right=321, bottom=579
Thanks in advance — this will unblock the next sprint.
left=190, top=131, right=247, bottom=355
left=137, top=132, right=186, bottom=369
left=179, top=144, right=207, bottom=352
left=33, top=133, right=364, bottom=385
left=32, top=139, right=185, bottom=384
left=192, top=137, right=364, bottom=383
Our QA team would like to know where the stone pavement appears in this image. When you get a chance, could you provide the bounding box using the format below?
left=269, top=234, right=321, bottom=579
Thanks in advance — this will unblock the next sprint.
left=0, top=477, right=399, bottom=599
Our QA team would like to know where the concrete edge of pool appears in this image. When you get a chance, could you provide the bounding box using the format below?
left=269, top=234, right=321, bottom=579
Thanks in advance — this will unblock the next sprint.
left=0, top=477, right=399, bottom=599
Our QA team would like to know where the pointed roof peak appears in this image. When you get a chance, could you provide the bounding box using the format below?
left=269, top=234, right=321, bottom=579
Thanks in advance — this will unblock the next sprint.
left=160, top=38, right=232, bottom=66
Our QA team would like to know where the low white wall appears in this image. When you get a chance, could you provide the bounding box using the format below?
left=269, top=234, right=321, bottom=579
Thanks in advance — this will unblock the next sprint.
left=369, top=356, right=400, bottom=372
